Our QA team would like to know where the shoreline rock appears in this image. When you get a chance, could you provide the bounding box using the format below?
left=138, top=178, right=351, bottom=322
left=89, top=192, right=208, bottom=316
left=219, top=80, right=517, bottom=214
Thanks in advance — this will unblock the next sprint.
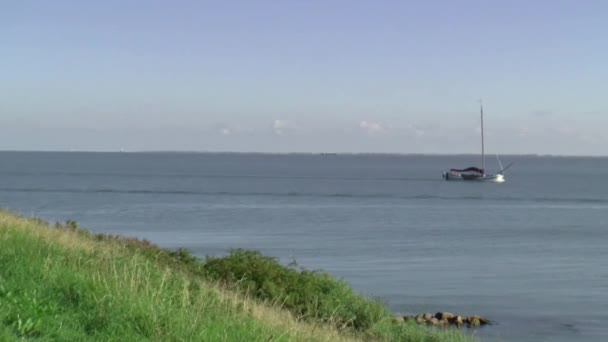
left=396, top=312, right=492, bottom=328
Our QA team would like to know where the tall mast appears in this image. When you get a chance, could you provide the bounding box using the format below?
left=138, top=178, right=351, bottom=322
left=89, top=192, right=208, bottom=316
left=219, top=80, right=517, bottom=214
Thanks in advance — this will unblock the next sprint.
left=480, top=101, right=485, bottom=174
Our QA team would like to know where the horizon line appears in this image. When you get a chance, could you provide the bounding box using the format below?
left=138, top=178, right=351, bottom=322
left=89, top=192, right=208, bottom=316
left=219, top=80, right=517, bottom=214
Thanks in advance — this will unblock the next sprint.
left=1, top=149, right=607, bottom=158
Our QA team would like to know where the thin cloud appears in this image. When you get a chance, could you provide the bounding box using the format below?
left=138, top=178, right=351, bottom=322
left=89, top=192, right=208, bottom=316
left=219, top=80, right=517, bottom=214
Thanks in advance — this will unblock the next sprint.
left=406, top=124, right=425, bottom=137
left=518, top=126, right=530, bottom=137
left=580, top=110, right=605, bottom=116
left=359, top=120, right=385, bottom=136
left=532, top=110, right=552, bottom=117
left=272, top=119, right=297, bottom=136
left=554, top=124, right=576, bottom=136
left=216, top=124, right=253, bottom=136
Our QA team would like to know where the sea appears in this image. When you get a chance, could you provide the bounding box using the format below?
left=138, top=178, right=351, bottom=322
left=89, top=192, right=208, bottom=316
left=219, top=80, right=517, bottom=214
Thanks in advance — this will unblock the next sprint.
left=1, top=151, right=606, bottom=342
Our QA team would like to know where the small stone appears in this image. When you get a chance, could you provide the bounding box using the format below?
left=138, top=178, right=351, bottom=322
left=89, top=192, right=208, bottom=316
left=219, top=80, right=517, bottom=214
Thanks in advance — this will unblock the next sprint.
left=451, top=315, right=464, bottom=326
left=403, top=315, right=414, bottom=322
left=428, top=318, right=440, bottom=325
left=422, top=313, right=434, bottom=321
left=469, top=317, right=481, bottom=327
left=435, top=312, right=455, bottom=320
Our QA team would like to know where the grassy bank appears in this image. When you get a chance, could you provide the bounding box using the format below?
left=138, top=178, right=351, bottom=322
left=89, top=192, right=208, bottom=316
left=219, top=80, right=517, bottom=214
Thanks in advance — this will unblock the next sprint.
left=0, top=210, right=472, bottom=341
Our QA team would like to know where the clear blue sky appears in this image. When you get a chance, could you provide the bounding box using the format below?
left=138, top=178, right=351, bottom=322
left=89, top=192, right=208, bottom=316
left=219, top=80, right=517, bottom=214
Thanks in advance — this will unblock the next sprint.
left=3, top=1, right=607, bottom=155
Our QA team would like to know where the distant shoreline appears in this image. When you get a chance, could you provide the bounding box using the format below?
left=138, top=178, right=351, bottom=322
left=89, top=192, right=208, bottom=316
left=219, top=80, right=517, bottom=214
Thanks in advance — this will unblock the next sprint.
left=1, top=150, right=606, bottom=158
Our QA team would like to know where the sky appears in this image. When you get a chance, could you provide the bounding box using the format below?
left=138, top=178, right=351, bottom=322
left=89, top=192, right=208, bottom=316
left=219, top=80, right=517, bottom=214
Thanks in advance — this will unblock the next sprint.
left=2, top=0, right=608, bottom=155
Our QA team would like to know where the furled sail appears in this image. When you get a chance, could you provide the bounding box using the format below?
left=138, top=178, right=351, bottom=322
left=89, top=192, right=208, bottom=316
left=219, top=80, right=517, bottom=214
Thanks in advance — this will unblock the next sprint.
left=449, top=167, right=484, bottom=174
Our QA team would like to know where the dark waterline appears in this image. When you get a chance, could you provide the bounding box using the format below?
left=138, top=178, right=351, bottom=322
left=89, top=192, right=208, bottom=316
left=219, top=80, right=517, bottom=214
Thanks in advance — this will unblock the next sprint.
left=1, top=151, right=607, bottom=342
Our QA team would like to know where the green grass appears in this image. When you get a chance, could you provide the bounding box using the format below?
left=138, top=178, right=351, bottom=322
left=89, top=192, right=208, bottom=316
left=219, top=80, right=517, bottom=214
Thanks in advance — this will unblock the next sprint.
left=203, top=249, right=389, bottom=331
left=0, top=210, right=473, bottom=341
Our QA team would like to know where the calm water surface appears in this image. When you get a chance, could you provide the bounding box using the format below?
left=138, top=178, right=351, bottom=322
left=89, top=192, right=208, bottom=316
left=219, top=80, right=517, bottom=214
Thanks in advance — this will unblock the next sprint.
left=1, top=151, right=607, bottom=341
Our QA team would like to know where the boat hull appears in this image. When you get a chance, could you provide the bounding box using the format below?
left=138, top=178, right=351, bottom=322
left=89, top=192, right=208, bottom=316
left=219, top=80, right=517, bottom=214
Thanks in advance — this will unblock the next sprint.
left=443, top=172, right=504, bottom=183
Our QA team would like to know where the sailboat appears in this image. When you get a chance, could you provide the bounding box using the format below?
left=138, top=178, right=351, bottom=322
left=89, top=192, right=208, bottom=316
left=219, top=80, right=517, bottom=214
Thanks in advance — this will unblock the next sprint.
left=442, top=102, right=512, bottom=182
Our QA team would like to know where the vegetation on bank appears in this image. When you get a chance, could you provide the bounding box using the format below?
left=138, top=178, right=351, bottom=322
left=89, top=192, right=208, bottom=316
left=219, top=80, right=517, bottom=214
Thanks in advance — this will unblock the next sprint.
left=0, top=210, right=472, bottom=341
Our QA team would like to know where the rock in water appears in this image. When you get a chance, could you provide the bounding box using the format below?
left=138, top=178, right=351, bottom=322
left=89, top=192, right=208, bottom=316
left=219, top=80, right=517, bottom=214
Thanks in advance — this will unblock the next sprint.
left=434, top=312, right=455, bottom=320
left=468, top=316, right=481, bottom=327
left=428, top=318, right=440, bottom=326
left=449, top=315, right=464, bottom=326
left=402, top=312, right=491, bottom=327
